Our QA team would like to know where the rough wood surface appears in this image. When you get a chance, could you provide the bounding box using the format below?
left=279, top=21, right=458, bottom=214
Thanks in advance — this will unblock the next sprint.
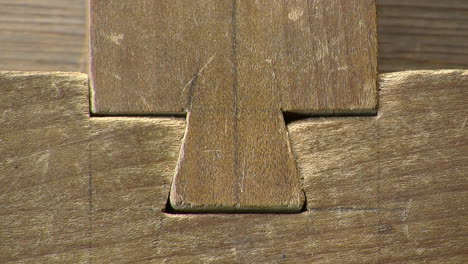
left=0, top=72, right=185, bottom=263
left=0, top=72, right=91, bottom=263
left=1, top=70, right=467, bottom=262
left=1, top=0, right=467, bottom=73
left=90, top=0, right=377, bottom=213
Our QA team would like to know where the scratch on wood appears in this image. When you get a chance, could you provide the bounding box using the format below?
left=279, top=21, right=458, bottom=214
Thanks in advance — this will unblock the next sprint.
left=459, top=115, right=467, bottom=135
left=1, top=138, right=92, bottom=165
left=182, top=54, right=216, bottom=95
left=182, top=54, right=217, bottom=110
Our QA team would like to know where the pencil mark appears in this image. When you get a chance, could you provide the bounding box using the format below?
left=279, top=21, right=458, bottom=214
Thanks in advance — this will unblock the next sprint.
left=231, top=0, right=240, bottom=206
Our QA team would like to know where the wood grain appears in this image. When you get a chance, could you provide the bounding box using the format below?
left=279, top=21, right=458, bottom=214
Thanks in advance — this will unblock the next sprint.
left=378, top=0, right=468, bottom=72
left=90, top=0, right=377, bottom=212
left=1, top=70, right=466, bottom=262
left=0, top=72, right=184, bottom=263
left=0, top=0, right=88, bottom=72
left=90, top=0, right=377, bottom=114
left=0, top=72, right=90, bottom=263
left=1, top=0, right=467, bottom=73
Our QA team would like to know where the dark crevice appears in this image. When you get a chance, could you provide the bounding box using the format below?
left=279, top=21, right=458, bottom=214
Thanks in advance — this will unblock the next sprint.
left=300, top=190, right=308, bottom=213
left=283, top=110, right=378, bottom=125
left=162, top=193, right=176, bottom=214
left=89, top=112, right=186, bottom=118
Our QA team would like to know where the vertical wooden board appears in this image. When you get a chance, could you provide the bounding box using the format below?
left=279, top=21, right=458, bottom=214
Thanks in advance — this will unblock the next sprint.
left=91, top=0, right=377, bottom=114
left=236, top=111, right=304, bottom=210
left=236, top=0, right=377, bottom=112
left=170, top=110, right=238, bottom=211
left=166, top=0, right=377, bottom=212
left=0, top=72, right=91, bottom=263
left=4, top=0, right=468, bottom=74
left=90, top=0, right=234, bottom=114
left=92, top=0, right=377, bottom=212
left=171, top=110, right=304, bottom=212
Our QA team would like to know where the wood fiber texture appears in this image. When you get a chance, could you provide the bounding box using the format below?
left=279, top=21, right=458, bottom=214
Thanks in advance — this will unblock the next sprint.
left=0, top=72, right=91, bottom=263
left=2, top=0, right=468, bottom=73
left=90, top=0, right=377, bottom=114
left=90, top=0, right=377, bottom=212
left=0, top=0, right=88, bottom=72
left=378, top=0, right=468, bottom=72
left=0, top=72, right=185, bottom=263
left=1, top=70, right=467, bottom=263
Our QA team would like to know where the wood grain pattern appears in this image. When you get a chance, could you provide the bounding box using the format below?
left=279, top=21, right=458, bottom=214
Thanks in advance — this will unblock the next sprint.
left=378, top=0, right=468, bottom=72
left=290, top=70, right=468, bottom=211
left=0, top=0, right=88, bottom=72
left=1, top=0, right=467, bottom=73
left=90, top=0, right=377, bottom=212
left=0, top=72, right=90, bottom=263
left=0, top=72, right=185, bottom=263
left=1, top=70, right=466, bottom=262
left=90, top=0, right=377, bottom=114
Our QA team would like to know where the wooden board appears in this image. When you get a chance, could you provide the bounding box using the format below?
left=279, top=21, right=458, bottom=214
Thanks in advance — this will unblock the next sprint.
left=1, top=70, right=466, bottom=262
left=0, top=72, right=91, bottom=263
left=90, top=0, right=377, bottom=114
left=90, top=0, right=377, bottom=213
left=1, top=0, right=468, bottom=73
left=378, top=0, right=468, bottom=72
left=0, top=0, right=88, bottom=72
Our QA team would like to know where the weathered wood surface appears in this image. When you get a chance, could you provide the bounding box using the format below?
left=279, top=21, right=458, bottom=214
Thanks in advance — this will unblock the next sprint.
left=90, top=0, right=377, bottom=113
left=1, top=0, right=467, bottom=73
left=90, top=0, right=377, bottom=213
left=1, top=70, right=467, bottom=262
left=0, top=72, right=185, bottom=263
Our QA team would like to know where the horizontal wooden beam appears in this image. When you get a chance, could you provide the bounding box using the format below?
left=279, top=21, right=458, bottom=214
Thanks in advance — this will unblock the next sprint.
left=1, top=70, right=466, bottom=262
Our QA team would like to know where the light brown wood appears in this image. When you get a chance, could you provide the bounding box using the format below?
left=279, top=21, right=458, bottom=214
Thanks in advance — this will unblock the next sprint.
left=0, top=72, right=90, bottom=263
left=90, top=0, right=377, bottom=212
left=290, top=70, right=468, bottom=210
left=0, top=72, right=185, bottom=263
left=0, top=0, right=88, bottom=72
left=1, top=70, right=466, bottom=262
